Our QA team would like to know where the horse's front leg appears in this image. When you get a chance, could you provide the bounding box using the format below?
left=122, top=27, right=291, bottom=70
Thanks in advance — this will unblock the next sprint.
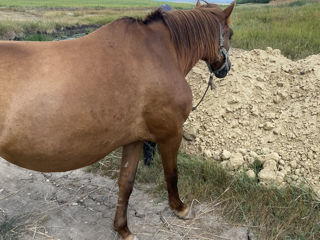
left=158, top=130, right=193, bottom=219
left=114, top=141, right=143, bottom=240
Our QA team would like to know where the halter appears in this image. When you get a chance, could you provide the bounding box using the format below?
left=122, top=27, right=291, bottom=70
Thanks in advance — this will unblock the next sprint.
left=206, top=23, right=230, bottom=75
left=192, top=23, right=230, bottom=111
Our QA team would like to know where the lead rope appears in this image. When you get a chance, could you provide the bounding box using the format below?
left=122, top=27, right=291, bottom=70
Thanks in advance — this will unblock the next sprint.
left=192, top=23, right=223, bottom=111
left=192, top=72, right=216, bottom=111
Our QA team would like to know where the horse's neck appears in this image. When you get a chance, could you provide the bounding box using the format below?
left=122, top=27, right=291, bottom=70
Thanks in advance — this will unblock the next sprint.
left=91, top=20, right=200, bottom=77
left=148, top=21, right=201, bottom=76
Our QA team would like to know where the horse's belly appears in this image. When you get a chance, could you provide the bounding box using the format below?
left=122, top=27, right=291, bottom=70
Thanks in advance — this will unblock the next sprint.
left=0, top=131, right=123, bottom=172
left=0, top=108, right=138, bottom=172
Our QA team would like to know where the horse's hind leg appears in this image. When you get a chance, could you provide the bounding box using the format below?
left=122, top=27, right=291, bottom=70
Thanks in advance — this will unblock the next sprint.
left=158, top=131, right=193, bottom=219
left=114, top=141, right=143, bottom=240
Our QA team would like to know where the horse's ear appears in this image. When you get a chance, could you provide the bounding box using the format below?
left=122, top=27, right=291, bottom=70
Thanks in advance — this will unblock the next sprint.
left=223, top=1, right=236, bottom=19
left=196, top=0, right=201, bottom=7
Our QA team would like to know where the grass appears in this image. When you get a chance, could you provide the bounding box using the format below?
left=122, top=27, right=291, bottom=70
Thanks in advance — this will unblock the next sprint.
left=0, top=8, right=151, bottom=40
left=238, top=0, right=270, bottom=3
left=0, top=0, right=192, bottom=9
left=232, top=0, right=320, bottom=59
left=87, top=150, right=320, bottom=240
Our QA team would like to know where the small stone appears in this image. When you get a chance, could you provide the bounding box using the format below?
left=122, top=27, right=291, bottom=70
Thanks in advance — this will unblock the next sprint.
left=212, top=153, right=220, bottom=161
left=261, top=148, right=271, bottom=155
left=273, top=96, right=281, bottom=104
left=256, top=76, right=264, bottom=82
left=258, top=169, right=277, bottom=183
left=229, top=152, right=245, bottom=170
left=249, top=151, right=258, bottom=159
left=227, top=97, right=239, bottom=105
left=238, top=148, right=247, bottom=155
left=267, top=152, right=281, bottom=162
left=275, top=173, right=285, bottom=184
left=290, top=160, right=297, bottom=169
left=263, top=160, right=277, bottom=171
left=246, top=169, right=256, bottom=179
left=263, top=122, right=275, bottom=131
left=183, top=129, right=196, bottom=142
left=204, top=150, right=212, bottom=158
left=221, top=150, right=231, bottom=160
left=192, top=67, right=202, bottom=75
left=221, top=161, right=228, bottom=169
left=266, top=47, right=273, bottom=52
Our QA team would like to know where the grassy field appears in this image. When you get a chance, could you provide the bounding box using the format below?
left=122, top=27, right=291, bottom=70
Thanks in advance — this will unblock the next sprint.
left=0, top=7, right=152, bottom=40
left=87, top=151, right=320, bottom=240
left=232, top=0, right=320, bottom=59
left=0, top=0, right=191, bottom=41
left=0, top=0, right=192, bottom=9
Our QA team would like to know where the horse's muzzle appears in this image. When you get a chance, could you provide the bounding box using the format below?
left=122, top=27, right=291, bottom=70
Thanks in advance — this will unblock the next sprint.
left=214, top=58, right=231, bottom=79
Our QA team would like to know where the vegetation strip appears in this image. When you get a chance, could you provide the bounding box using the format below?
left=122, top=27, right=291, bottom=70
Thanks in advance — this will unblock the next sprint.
left=0, top=0, right=192, bottom=9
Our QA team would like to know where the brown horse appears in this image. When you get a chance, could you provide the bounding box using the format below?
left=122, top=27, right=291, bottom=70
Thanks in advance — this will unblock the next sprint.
left=0, top=1, right=235, bottom=239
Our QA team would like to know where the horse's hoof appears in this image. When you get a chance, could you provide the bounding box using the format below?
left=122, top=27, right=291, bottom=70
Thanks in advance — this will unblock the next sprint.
left=174, top=204, right=195, bottom=219
left=121, top=234, right=139, bottom=240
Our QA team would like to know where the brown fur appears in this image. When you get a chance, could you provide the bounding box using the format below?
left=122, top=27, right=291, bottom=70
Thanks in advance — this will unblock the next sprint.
left=0, top=2, right=235, bottom=239
left=122, top=5, right=229, bottom=73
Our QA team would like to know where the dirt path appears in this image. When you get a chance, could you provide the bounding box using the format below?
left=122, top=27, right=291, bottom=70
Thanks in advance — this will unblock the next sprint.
left=0, top=159, right=250, bottom=240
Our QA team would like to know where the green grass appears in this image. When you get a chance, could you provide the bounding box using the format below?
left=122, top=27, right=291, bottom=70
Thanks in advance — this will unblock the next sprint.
left=238, top=0, right=270, bottom=3
left=0, top=0, right=192, bottom=9
left=232, top=1, right=320, bottom=59
left=87, top=151, right=320, bottom=240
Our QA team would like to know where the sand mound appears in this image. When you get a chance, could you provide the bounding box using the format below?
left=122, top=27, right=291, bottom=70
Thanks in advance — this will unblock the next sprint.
left=182, top=48, right=320, bottom=191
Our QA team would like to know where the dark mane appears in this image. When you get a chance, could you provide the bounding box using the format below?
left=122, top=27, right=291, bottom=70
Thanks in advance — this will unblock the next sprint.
left=120, top=6, right=225, bottom=64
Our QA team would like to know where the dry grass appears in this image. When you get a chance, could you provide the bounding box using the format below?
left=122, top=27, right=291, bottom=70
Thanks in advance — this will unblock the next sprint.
left=0, top=7, right=152, bottom=40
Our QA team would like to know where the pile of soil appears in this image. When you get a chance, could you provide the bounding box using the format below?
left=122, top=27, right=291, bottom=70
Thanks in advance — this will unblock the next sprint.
left=182, top=48, right=320, bottom=192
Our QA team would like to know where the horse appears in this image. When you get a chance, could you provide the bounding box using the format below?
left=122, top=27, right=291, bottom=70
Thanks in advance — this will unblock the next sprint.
left=0, top=1, right=235, bottom=239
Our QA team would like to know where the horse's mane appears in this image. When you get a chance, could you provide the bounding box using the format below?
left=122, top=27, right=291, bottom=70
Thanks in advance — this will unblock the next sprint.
left=121, top=5, right=225, bottom=63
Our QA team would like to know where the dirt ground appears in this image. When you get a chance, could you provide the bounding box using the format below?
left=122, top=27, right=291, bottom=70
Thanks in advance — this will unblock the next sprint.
left=0, top=158, right=250, bottom=240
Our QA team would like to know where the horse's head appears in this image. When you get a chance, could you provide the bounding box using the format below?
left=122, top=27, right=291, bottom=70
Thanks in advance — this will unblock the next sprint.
left=196, top=0, right=235, bottom=78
